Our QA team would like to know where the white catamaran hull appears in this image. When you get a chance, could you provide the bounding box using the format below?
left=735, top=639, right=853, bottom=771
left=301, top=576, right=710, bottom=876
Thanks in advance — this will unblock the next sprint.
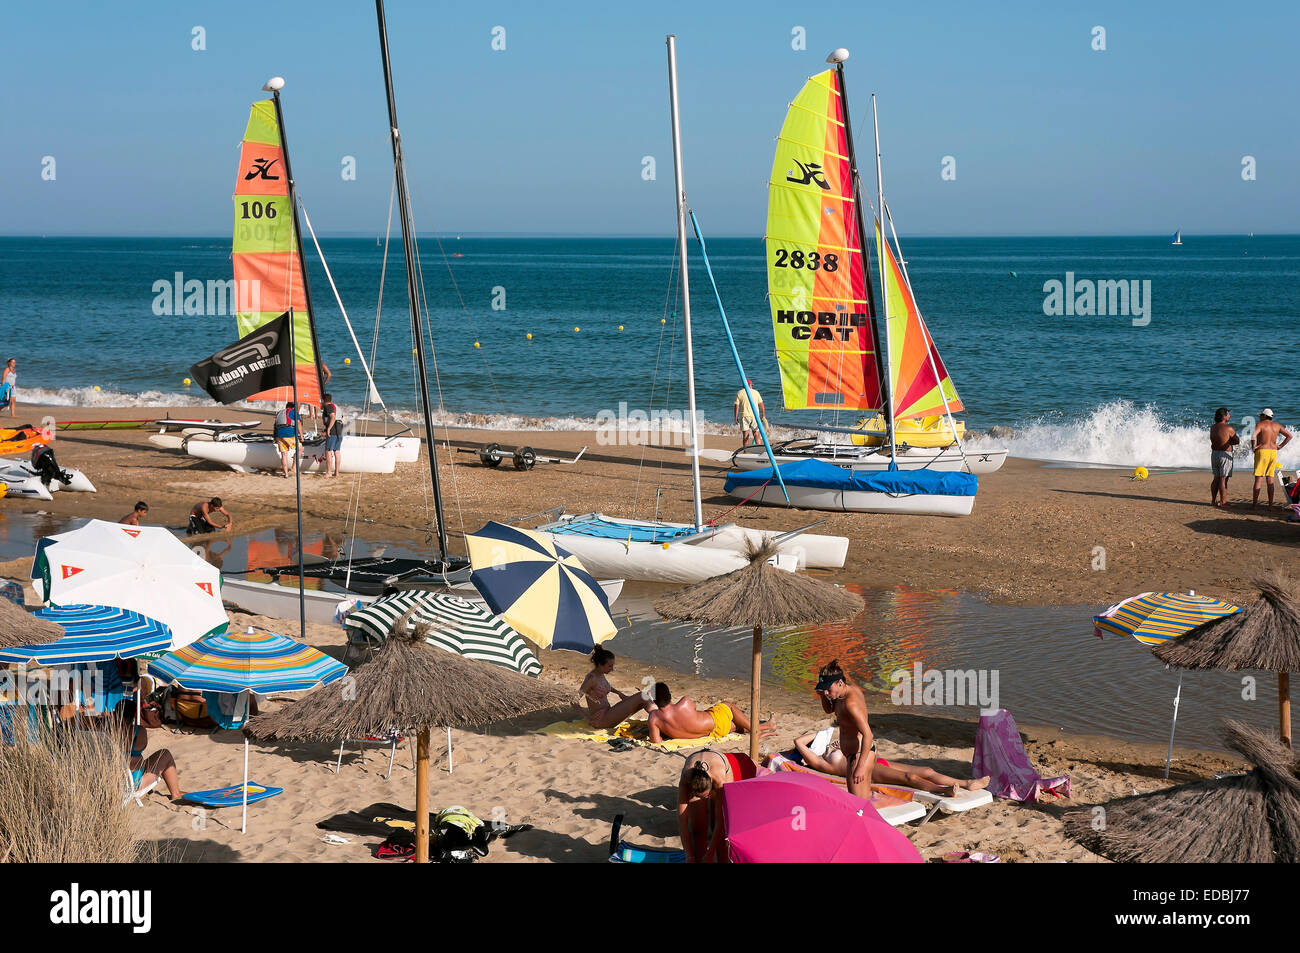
left=153, top=431, right=419, bottom=464
left=220, top=575, right=624, bottom=626
left=0, top=460, right=97, bottom=494
left=731, top=444, right=1007, bottom=474
left=1, top=470, right=52, bottom=500
left=534, top=514, right=849, bottom=585
left=731, top=482, right=975, bottom=517
left=186, top=437, right=398, bottom=474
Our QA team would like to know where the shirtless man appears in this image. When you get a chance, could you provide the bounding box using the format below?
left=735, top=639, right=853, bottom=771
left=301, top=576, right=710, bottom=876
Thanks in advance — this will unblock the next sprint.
left=1209, top=407, right=1239, bottom=508
left=188, top=497, right=233, bottom=536
left=676, top=749, right=759, bottom=863
left=647, top=683, right=775, bottom=744
left=1251, top=408, right=1293, bottom=508
left=119, top=501, right=149, bottom=526
left=793, top=729, right=990, bottom=797
left=813, top=660, right=876, bottom=798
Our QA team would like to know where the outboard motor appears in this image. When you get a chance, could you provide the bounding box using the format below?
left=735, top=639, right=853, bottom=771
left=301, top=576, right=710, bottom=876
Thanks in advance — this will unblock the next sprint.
left=30, top=444, right=73, bottom=488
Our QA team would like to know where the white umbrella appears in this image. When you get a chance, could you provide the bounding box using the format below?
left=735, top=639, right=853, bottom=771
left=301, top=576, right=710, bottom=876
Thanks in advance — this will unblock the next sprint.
left=31, top=519, right=227, bottom=649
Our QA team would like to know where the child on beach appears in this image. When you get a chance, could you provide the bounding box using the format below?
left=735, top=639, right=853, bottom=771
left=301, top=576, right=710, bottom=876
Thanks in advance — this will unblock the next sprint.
left=578, top=647, right=651, bottom=730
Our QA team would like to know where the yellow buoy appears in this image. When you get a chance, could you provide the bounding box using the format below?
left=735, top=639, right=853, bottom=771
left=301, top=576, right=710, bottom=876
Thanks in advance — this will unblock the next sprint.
left=526, top=333, right=532, bottom=340
left=573, top=326, right=580, bottom=332
left=182, top=378, right=191, bottom=386
left=1133, top=466, right=1149, bottom=480
left=344, top=357, right=351, bottom=364
left=473, top=341, right=480, bottom=348
left=618, top=325, right=624, bottom=331
left=660, top=318, right=666, bottom=324
left=662, top=542, right=670, bottom=549
left=93, top=385, right=100, bottom=391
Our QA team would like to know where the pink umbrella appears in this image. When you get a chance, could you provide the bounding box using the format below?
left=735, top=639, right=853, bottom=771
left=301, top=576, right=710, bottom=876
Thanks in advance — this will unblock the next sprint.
left=721, top=772, right=923, bottom=863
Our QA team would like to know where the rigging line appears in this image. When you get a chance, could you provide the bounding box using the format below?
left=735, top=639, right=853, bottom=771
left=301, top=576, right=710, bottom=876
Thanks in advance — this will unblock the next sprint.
left=633, top=245, right=679, bottom=515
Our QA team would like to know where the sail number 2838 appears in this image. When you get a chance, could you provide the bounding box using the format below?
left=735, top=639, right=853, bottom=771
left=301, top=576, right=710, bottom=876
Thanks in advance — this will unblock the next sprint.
left=774, top=249, right=837, bottom=272
left=239, top=201, right=278, bottom=220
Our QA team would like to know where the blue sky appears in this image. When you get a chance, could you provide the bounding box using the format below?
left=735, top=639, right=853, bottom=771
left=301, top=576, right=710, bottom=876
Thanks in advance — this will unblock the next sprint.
left=2, top=0, right=1297, bottom=237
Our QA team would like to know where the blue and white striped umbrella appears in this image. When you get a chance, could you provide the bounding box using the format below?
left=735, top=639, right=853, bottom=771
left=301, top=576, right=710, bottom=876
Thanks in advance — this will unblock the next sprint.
left=148, top=627, right=347, bottom=694
left=0, top=604, right=172, bottom=665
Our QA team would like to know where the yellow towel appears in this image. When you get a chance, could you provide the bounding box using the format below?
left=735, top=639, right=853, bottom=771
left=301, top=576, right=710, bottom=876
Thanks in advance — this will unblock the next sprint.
left=535, top=718, right=740, bottom=752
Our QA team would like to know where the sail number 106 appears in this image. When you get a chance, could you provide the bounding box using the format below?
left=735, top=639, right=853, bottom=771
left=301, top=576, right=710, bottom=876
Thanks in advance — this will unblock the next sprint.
left=239, top=201, right=278, bottom=220
left=774, top=249, right=837, bottom=272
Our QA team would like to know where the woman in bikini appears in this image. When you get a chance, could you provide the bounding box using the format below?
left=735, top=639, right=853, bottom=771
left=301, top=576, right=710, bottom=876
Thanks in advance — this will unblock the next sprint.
left=676, top=748, right=759, bottom=863
left=118, top=699, right=184, bottom=801
left=793, top=728, right=989, bottom=797
left=578, top=647, right=651, bottom=730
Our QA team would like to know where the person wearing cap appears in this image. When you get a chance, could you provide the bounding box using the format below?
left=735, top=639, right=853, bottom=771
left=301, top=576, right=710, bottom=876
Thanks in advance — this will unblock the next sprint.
left=814, top=659, right=874, bottom=798
left=1210, top=407, right=1239, bottom=508
left=1251, top=408, right=1292, bottom=508
left=733, top=379, right=766, bottom=448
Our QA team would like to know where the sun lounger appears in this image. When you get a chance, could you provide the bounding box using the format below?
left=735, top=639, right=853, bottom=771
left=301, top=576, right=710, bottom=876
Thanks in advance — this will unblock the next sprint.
left=874, top=783, right=994, bottom=826
left=122, top=768, right=160, bottom=808
left=607, top=814, right=685, bottom=863
left=762, top=753, right=928, bottom=826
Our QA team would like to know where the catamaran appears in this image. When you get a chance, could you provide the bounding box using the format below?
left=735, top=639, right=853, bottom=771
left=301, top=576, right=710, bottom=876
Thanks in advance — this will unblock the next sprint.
left=1172, top=229, right=1183, bottom=245
left=531, top=36, right=849, bottom=584
left=724, top=49, right=978, bottom=516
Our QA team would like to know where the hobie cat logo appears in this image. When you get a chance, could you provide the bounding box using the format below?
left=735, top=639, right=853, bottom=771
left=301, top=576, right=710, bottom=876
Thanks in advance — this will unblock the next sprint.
left=244, top=157, right=280, bottom=181
left=786, top=159, right=830, bottom=190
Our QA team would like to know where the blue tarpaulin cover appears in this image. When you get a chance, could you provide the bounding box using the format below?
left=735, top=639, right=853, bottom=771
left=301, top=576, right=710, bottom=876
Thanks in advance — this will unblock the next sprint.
left=724, top=458, right=978, bottom=497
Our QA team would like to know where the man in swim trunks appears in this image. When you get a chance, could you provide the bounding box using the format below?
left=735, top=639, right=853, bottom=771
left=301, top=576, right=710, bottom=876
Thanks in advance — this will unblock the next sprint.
left=677, top=748, right=760, bottom=863
left=188, top=497, right=233, bottom=536
left=733, top=380, right=766, bottom=448
left=274, top=401, right=301, bottom=479
left=792, top=728, right=990, bottom=797
left=814, top=659, right=874, bottom=798
left=1210, top=407, right=1238, bottom=508
left=646, top=683, right=775, bottom=744
left=322, top=392, right=343, bottom=478
left=1251, top=408, right=1292, bottom=509
left=119, top=501, right=149, bottom=526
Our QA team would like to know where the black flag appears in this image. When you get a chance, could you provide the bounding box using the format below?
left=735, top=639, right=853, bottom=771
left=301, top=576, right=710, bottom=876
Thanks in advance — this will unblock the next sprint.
left=189, top=312, right=294, bottom=404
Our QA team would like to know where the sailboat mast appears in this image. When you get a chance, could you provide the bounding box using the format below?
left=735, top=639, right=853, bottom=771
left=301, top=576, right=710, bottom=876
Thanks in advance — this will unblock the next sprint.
left=869, top=93, right=897, bottom=465
left=832, top=55, right=890, bottom=444
left=666, top=34, right=704, bottom=531
left=375, top=0, right=450, bottom=560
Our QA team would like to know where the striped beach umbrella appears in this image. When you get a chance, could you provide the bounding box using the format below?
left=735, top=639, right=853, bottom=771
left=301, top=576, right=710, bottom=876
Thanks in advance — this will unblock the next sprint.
left=1091, top=590, right=1239, bottom=777
left=0, top=604, right=172, bottom=665
left=1093, top=592, right=1239, bottom=645
left=464, top=522, right=616, bottom=653
left=149, top=627, right=346, bottom=833
left=345, top=591, right=542, bottom=676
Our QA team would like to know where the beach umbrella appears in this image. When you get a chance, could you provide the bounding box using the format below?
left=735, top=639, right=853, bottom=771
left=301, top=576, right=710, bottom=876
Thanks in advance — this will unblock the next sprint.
left=0, top=593, right=64, bottom=650
left=1092, top=590, right=1240, bottom=776
left=1153, top=572, right=1300, bottom=748
left=722, top=771, right=922, bottom=863
left=31, top=519, right=227, bottom=649
left=655, top=541, right=865, bottom=762
left=1064, top=720, right=1300, bottom=862
left=150, top=626, right=346, bottom=833
left=0, top=605, right=172, bottom=665
left=464, top=522, right=616, bottom=652
left=246, top=610, right=574, bottom=863
left=345, top=590, right=542, bottom=676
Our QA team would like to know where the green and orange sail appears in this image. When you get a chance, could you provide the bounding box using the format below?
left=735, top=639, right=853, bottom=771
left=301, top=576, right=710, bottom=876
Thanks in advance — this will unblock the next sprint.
left=875, top=220, right=962, bottom=420
left=231, top=100, right=323, bottom=409
left=765, top=68, right=883, bottom=411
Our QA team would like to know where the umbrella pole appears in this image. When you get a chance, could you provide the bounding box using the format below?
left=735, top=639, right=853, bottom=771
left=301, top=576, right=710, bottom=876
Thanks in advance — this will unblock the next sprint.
left=750, top=625, right=762, bottom=763
left=242, top=734, right=249, bottom=834
left=447, top=726, right=453, bottom=775
left=415, top=727, right=430, bottom=863
left=1280, top=672, right=1291, bottom=748
left=1164, top=672, right=1183, bottom=779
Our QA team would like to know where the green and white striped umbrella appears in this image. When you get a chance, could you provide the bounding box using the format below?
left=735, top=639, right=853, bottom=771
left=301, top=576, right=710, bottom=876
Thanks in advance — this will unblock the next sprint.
left=345, top=590, right=542, bottom=677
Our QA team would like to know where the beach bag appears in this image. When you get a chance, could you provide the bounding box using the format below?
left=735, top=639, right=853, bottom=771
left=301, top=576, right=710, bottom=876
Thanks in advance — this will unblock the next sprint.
left=173, top=691, right=216, bottom=729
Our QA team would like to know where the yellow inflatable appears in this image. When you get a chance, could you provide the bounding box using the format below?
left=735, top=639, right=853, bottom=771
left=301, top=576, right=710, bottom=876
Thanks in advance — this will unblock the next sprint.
left=850, top=414, right=967, bottom=448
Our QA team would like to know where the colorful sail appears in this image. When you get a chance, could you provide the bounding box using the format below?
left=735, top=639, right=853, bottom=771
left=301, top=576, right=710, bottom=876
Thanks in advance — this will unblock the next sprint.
left=766, top=69, right=884, bottom=411
left=875, top=220, right=962, bottom=420
left=231, top=100, right=322, bottom=408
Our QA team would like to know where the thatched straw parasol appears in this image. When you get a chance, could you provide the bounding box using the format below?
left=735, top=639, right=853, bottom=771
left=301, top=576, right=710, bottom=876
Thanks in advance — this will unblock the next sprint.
left=1153, top=571, right=1300, bottom=746
left=655, top=541, right=866, bottom=761
left=1064, top=720, right=1300, bottom=862
left=0, top=595, right=64, bottom=650
left=245, top=610, right=574, bottom=863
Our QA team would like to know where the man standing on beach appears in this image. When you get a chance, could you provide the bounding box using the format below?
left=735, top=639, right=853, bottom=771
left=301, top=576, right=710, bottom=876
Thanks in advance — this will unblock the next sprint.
left=1210, top=407, right=1239, bottom=507
left=814, top=660, right=874, bottom=799
left=734, top=380, right=766, bottom=448
left=274, top=401, right=301, bottom=479
left=1252, top=408, right=1292, bottom=508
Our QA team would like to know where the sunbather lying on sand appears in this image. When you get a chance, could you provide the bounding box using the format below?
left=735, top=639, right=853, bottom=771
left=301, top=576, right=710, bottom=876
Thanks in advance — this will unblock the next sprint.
left=647, top=682, right=777, bottom=744
left=579, top=647, right=651, bottom=730
left=793, top=728, right=990, bottom=798
left=676, top=749, right=759, bottom=863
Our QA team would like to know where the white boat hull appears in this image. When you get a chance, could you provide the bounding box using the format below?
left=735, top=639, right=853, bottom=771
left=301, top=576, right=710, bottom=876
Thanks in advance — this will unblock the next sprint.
left=732, top=444, right=1007, bottom=475
left=186, top=436, right=398, bottom=474
left=731, top=482, right=975, bottom=517
left=1, top=469, right=52, bottom=500
left=534, top=514, right=849, bottom=585
left=220, top=575, right=624, bottom=626
left=0, top=460, right=96, bottom=494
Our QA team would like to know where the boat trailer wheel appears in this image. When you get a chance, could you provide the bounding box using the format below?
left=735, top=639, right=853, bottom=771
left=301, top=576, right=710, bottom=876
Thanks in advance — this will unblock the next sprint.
left=513, top=447, right=537, bottom=471
left=479, top=443, right=504, bottom=468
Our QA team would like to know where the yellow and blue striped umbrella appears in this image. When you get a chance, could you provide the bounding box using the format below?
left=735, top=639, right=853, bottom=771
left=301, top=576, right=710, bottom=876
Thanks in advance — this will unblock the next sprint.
left=1093, top=592, right=1239, bottom=646
left=465, top=522, right=616, bottom=652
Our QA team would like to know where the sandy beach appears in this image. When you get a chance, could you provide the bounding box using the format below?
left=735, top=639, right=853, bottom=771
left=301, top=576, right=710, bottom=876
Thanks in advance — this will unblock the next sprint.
left=0, top=404, right=1277, bottom=862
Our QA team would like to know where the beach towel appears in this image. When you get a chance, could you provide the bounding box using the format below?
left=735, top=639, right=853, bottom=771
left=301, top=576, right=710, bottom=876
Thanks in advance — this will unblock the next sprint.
left=181, top=783, right=283, bottom=808
left=535, top=717, right=741, bottom=752
left=202, top=691, right=249, bottom=730
left=972, top=708, right=1071, bottom=802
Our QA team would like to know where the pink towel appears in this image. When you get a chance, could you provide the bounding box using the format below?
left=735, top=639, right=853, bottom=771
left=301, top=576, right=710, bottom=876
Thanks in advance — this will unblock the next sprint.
left=972, top=709, right=1070, bottom=802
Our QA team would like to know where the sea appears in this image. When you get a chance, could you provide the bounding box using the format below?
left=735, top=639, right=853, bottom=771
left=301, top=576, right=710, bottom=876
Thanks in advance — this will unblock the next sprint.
left=3, top=234, right=1299, bottom=469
